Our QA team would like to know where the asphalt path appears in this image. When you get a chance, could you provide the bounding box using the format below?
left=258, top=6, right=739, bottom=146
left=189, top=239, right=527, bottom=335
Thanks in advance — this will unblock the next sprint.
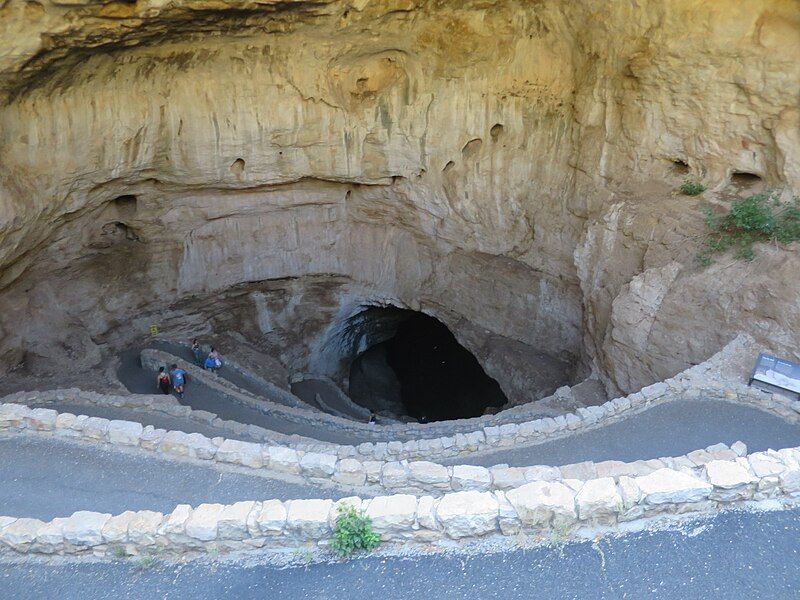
left=116, top=350, right=359, bottom=444
left=2, top=508, right=797, bottom=599
left=0, top=436, right=349, bottom=521
left=441, top=400, right=800, bottom=467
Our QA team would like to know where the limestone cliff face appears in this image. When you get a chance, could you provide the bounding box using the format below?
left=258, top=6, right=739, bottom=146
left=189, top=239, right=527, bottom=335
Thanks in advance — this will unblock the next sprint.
left=0, top=0, right=797, bottom=398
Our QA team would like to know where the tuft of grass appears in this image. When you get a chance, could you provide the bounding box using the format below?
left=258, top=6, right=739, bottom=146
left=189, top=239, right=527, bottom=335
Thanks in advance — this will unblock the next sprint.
left=330, top=505, right=380, bottom=558
left=698, top=191, right=800, bottom=264
left=679, top=180, right=706, bottom=196
left=111, top=545, right=127, bottom=559
left=135, top=553, right=160, bottom=571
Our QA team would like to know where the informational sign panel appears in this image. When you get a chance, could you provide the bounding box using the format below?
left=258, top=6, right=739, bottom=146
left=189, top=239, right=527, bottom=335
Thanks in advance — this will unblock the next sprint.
left=750, top=353, right=800, bottom=395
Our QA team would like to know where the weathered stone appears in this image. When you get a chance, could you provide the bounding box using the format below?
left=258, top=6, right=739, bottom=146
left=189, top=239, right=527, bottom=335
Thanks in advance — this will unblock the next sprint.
left=81, top=417, right=110, bottom=440
left=435, top=491, right=498, bottom=538
left=494, top=490, right=522, bottom=535
left=185, top=504, right=226, bottom=541
left=748, top=452, right=786, bottom=478
left=408, top=461, right=450, bottom=488
left=61, top=511, right=111, bottom=546
left=523, top=465, right=561, bottom=482
left=127, top=511, right=163, bottom=546
left=1, top=518, right=44, bottom=550
left=107, top=420, right=143, bottom=446
left=381, top=461, right=409, bottom=488
left=286, top=499, right=332, bottom=538
left=333, top=458, right=366, bottom=486
left=0, top=404, right=30, bottom=428
left=266, top=446, right=301, bottom=474
left=102, top=511, right=137, bottom=544
left=365, top=495, right=417, bottom=535
left=506, top=481, right=577, bottom=528
left=300, top=452, right=337, bottom=477
left=35, top=518, right=66, bottom=552
left=560, top=461, right=597, bottom=481
left=253, top=499, right=286, bottom=536
left=25, top=407, right=58, bottom=430
left=218, top=501, right=257, bottom=540
left=451, top=465, right=491, bottom=491
left=416, top=496, right=437, bottom=530
left=705, top=460, right=755, bottom=489
left=575, top=478, right=622, bottom=523
left=635, top=469, right=712, bottom=505
left=780, top=468, right=800, bottom=493
left=363, top=460, right=383, bottom=483
left=618, top=476, right=642, bottom=509
left=140, top=427, right=167, bottom=450
left=216, top=439, right=263, bottom=468
left=489, top=466, right=526, bottom=490
left=162, top=504, right=193, bottom=537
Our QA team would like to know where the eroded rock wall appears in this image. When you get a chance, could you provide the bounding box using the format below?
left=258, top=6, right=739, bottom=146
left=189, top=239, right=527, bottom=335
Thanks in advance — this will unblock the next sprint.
left=0, top=0, right=797, bottom=397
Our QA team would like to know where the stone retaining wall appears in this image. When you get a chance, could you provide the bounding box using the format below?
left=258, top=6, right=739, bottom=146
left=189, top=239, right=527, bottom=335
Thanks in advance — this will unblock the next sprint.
left=2, top=397, right=797, bottom=497
left=2, top=443, right=798, bottom=558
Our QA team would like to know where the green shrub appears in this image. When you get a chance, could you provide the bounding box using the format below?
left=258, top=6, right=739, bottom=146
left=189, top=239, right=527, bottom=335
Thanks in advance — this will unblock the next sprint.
left=330, top=505, right=380, bottom=558
left=699, top=191, right=800, bottom=263
left=679, top=180, right=706, bottom=196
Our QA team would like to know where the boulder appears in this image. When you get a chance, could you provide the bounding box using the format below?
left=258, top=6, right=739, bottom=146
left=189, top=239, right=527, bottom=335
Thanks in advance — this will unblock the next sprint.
left=266, top=446, right=301, bottom=474
left=408, top=461, right=450, bottom=488
left=1, top=518, right=44, bottom=550
left=127, top=511, right=163, bottom=546
left=333, top=458, right=366, bottom=486
left=25, top=408, right=58, bottom=431
left=102, top=511, right=138, bottom=544
left=162, top=504, right=193, bottom=537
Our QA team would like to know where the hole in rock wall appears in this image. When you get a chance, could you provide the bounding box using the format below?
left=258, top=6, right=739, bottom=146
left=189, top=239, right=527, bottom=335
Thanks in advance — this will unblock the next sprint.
left=112, top=194, right=138, bottom=217
left=670, top=159, right=690, bottom=176
left=730, top=171, right=762, bottom=188
left=230, top=158, right=246, bottom=176
left=461, top=138, right=483, bottom=160
left=490, top=123, right=504, bottom=142
left=347, top=307, right=508, bottom=422
left=442, top=160, right=455, bottom=173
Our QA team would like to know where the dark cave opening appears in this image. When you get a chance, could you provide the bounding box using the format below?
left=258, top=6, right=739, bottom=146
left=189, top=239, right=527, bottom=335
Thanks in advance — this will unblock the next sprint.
left=348, top=308, right=508, bottom=422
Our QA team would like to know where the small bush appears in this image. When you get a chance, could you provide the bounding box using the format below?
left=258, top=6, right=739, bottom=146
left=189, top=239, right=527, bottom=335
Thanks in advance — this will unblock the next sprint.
left=679, top=180, right=706, bottom=196
left=330, top=505, right=380, bottom=558
left=699, top=191, right=800, bottom=263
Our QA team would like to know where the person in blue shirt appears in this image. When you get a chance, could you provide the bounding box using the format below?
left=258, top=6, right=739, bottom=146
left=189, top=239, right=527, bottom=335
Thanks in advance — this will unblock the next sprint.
left=169, top=363, right=187, bottom=398
left=203, top=355, right=217, bottom=372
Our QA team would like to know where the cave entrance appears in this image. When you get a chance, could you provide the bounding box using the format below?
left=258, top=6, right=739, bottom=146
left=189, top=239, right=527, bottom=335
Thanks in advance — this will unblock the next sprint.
left=347, top=307, right=508, bottom=422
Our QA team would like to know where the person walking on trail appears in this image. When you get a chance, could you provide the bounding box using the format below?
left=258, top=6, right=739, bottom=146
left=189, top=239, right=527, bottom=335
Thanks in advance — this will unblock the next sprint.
left=191, top=339, right=203, bottom=366
left=205, top=346, right=222, bottom=372
left=169, top=363, right=187, bottom=398
left=156, top=367, right=171, bottom=395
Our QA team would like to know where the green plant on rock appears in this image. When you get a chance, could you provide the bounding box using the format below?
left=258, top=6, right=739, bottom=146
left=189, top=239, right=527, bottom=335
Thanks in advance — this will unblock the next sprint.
left=330, top=505, right=380, bottom=558
left=679, top=180, right=706, bottom=196
left=699, top=191, right=800, bottom=264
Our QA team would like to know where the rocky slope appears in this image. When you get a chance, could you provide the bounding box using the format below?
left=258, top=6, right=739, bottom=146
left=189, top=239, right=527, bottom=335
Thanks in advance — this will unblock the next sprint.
left=0, top=0, right=797, bottom=399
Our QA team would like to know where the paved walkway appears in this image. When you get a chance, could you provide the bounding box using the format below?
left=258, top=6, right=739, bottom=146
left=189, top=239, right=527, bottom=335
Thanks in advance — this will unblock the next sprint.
left=2, top=508, right=797, bottom=599
left=0, top=436, right=349, bottom=521
left=441, top=400, right=800, bottom=467
left=116, top=350, right=360, bottom=444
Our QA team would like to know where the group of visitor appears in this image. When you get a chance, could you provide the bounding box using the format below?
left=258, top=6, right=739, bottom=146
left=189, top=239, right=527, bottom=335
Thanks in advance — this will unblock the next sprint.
left=155, top=339, right=224, bottom=398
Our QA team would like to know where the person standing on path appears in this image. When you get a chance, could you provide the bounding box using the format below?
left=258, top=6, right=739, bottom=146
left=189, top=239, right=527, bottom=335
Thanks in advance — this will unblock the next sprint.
left=191, top=339, right=203, bottom=366
left=156, top=367, right=171, bottom=395
left=170, top=363, right=187, bottom=398
left=206, top=346, right=222, bottom=372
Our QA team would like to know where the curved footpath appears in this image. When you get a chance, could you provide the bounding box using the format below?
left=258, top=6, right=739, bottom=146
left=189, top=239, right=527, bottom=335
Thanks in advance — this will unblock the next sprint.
left=440, top=400, right=800, bottom=467
left=2, top=508, right=798, bottom=600
left=0, top=436, right=351, bottom=521
left=117, top=350, right=359, bottom=444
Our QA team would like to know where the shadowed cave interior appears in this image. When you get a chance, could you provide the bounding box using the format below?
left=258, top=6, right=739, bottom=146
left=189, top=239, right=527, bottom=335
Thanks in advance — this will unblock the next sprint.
left=347, top=308, right=508, bottom=422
